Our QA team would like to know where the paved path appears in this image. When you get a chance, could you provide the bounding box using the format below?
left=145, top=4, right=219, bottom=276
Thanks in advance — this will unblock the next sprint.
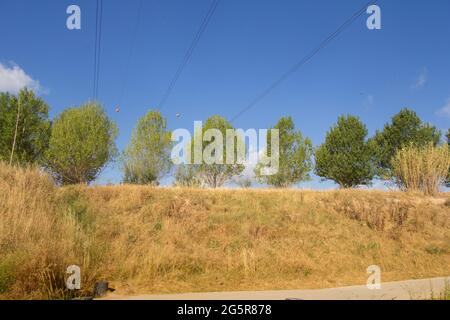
left=104, top=276, right=449, bottom=300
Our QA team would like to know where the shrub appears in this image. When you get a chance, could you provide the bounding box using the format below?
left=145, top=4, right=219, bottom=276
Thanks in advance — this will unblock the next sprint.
left=445, top=199, right=450, bottom=207
left=0, top=255, right=17, bottom=294
left=446, top=129, right=450, bottom=186
left=391, top=143, right=450, bottom=195
left=173, top=164, right=201, bottom=187
left=234, top=176, right=252, bottom=188
left=45, top=102, right=118, bottom=185
left=425, top=244, right=447, bottom=255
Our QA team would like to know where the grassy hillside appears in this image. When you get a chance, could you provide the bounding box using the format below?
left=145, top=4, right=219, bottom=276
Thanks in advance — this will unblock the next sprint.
left=0, top=163, right=449, bottom=299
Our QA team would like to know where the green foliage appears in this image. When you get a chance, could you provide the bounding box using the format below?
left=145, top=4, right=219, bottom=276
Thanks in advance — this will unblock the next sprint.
left=447, top=129, right=450, bottom=186
left=371, top=108, right=440, bottom=178
left=194, top=115, right=244, bottom=188
left=45, top=102, right=118, bottom=185
left=174, top=164, right=201, bottom=187
left=234, top=176, right=252, bottom=188
left=0, top=255, right=16, bottom=294
left=425, top=244, right=447, bottom=255
left=0, top=89, right=51, bottom=165
left=59, top=187, right=94, bottom=230
left=315, top=115, right=376, bottom=188
left=255, top=116, right=313, bottom=188
left=431, top=281, right=450, bottom=300
left=122, top=110, right=172, bottom=185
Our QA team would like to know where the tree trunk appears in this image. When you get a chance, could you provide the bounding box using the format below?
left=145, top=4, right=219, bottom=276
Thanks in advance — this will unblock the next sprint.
left=9, top=95, right=21, bottom=165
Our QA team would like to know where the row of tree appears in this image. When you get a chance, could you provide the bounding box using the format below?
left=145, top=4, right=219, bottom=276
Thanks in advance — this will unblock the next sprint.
left=1, top=89, right=449, bottom=189
left=0, top=90, right=117, bottom=185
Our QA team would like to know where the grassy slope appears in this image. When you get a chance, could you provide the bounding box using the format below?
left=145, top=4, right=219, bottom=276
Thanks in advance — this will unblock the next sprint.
left=1, top=163, right=449, bottom=299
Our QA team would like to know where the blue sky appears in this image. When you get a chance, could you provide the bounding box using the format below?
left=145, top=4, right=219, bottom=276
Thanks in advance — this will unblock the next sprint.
left=1, top=0, right=449, bottom=187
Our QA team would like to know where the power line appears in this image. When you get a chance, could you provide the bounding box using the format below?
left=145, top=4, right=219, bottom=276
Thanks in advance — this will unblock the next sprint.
left=118, top=0, right=145, bottom=108
left=93, top=0, right=104, bottom=100
left=96, top=0, right=104, bottom=99
left=158, top=0, right=221, bottom=110
left=92, top=0, right=99, bottom=99
left=95, top=0, right=104, bottom=100
left=230, top=0, right=379, bottom=123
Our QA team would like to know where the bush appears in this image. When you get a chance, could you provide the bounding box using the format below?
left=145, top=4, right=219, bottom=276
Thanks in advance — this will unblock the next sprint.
left=391, top=143, right=450, bottom=195
left=234, top=176, right=252, bottom=188
left=173, top=164, right=201, bottom=187
left=446, top=129, right=450, bottom=186
left=45, top=103, right=118, bottom=185
left=0, top=255, right=17, bottom=294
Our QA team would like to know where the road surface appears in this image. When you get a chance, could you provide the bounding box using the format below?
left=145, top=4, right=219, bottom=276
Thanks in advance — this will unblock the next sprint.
left=103, top=276, right=449, bottom=300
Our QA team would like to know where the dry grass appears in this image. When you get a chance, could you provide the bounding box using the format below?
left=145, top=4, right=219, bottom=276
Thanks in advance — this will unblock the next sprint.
left=432, top=281, right=450, bottom=300
left=392, top=143, right=450, bottom=195
left=0, top=163, right=101, bottom=299
left=1, top=163, right=449, bottom=299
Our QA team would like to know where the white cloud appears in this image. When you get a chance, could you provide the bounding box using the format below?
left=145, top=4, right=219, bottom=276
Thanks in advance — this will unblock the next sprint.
left=436, top=98, right=450, bottom=118
left=0, top=62, right=43, bottom=94
left=412, top=67, right=428, bottom=89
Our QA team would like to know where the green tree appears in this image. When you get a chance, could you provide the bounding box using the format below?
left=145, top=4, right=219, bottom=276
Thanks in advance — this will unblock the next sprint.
left=45, top=102, right=118, bottom=185
left=447, top=129, right=450, bottom=186
left=255, top=116, right=313, bottom=188
left=194, top=115, right=244, bottom=188
left=173, top=164, right=201, bottom=187
left=122, top=110, right=172, bottom=185
left=0, top=89, right=51, bottom=165
left=233, top=175, right=252, bottom=188
left=372, top=108, right=440, bottom=178
left=315, top=115, right=375, bottom=188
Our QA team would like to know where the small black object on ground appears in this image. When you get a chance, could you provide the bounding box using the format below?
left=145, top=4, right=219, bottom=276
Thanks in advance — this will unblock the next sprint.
left=93, top=281, right=115, bottom=298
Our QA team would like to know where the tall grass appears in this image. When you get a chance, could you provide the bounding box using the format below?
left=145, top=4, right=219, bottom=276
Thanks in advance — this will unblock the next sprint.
left=430, top=281, right=450, bottom=300
left=392, top=143, right=450, bottom=195
left=1, top=162, right=449, bottom=299
left=0, top=163, right=100, bottom=299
